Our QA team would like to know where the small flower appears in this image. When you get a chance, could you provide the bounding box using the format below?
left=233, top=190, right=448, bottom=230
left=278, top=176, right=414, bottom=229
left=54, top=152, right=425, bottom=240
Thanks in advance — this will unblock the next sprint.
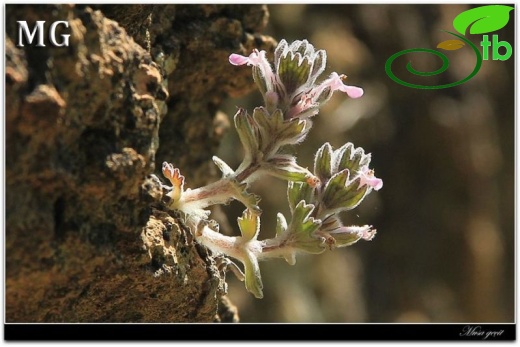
left=327, top=224, right=377, bottom=247
left=314, top=72, right=364, bottom=99
left=229, top=39, right=363, bottom=119
left=358, top=166, right=383, bottom=191
left=162, top=162, right=185, bottom=203
left=330, top=224, right=376, bottom=241
left=229, top=49, right=279, bottom=98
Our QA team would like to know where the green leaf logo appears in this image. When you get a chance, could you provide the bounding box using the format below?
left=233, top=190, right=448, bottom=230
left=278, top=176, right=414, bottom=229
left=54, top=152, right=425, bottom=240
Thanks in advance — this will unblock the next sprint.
left=453, top=5, right=514, bottom=35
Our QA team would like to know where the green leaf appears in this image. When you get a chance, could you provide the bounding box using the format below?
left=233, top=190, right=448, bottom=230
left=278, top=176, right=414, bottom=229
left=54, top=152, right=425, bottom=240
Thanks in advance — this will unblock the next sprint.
left=287, top=181, right=315, bottom=212
left=309, top=50, right=326, bottom=83
left=252, top=108, right=308, bottom=154
left=291, top=201, right=316, bottom=229
left=263, top=154, right=316, bottom=183
left=331, top=231, right=362, bottom=248
left=453, top=5, right=514, bottom=35
left=243, top=250, right=263, bottom=299
left=314, top=86, right=332, bottom=104
left=314, top=142, right=333, bottom=181
left=333, top=143, right=371, bottom=175
left=252, top=66, right=268, bottom=96
left=229, top=179, right=262, bottom=214
left=274, top=213, right=298, bottom=263
left=288, top=201, right=324, bottom=254
left=322, top=170, right=369, bottom=213
left=251, top=107, right=271, bottom=151
left=322, top=168, right=348, bottom=207
left=278, top=52, right=312, bottom=95
left=275, top=212, right=288, bottom=238
left=234, top=108, right=259, bottom=163
left=274, top=39, right=288, bottom=67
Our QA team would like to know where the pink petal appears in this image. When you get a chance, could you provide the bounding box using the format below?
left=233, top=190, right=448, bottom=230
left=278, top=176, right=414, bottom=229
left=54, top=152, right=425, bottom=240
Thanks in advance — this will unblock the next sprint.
left=229, top=53, right=250, bottom=66
left=340, top=85, right=364, bottom=98
left=367, top=176, right=383, bottom=191
left=359, top=168, right=383, bottom=191
left=327, top=72, right=344, bottom=91
left=360, top=226, right=377, bottom=241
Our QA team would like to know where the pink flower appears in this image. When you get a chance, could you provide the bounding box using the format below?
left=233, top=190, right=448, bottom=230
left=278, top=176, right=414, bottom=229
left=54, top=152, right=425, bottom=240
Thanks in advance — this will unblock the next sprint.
left=229, top=49, right=278, bottom=94
left=358, top=166, right=383, bottom=191
left=229, top=49, right=268, bottom=67
left=314, top=72, right=364, bottom=99
left=229, top=54, right=250, bottom=66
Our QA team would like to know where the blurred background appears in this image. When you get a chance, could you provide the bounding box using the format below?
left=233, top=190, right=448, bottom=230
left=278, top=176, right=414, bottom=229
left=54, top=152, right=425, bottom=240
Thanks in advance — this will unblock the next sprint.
left=216, top=4, right=515, bottom=322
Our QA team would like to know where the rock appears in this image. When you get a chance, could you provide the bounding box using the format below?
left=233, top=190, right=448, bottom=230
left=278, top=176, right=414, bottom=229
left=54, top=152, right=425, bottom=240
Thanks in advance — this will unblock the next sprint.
left=6, top=4, right=274, bottom=322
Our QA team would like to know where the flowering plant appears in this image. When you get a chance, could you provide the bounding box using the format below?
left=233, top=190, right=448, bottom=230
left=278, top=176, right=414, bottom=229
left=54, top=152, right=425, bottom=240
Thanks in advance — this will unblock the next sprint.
left=157, top=39, right=382, bottom=298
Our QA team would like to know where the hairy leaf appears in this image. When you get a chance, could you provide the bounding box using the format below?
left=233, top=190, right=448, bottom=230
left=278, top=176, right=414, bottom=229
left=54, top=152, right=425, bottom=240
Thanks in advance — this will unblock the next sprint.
left=322, top=170, right=369, bottom=213
left=288, top=201, right=324, bottom=254
left=314, top=142, right=333, bottom=181
left=333, top=142, right=371, bottom=175
left=237, top=209, right=260, bottom=242
left=263, top=154, right=316, bottom=183
left=243, top=250, right=263, bottom=299
left=287, top=181, right=315, bottom=212
left=212, top=156, right=234, bottom=177
left=278, top=52, right=312, bottom=95
left=234, top=109, right=259, bottom=163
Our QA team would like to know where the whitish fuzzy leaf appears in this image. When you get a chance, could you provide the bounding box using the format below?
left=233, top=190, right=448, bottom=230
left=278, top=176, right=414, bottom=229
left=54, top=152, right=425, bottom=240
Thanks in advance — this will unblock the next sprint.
left=243, top=250, right=263, bottom=299
left=212, top=156, right=234, bottom=177
left=309, top=50, right=326, bottom=84
left=274, top=39, right=289, bottom=68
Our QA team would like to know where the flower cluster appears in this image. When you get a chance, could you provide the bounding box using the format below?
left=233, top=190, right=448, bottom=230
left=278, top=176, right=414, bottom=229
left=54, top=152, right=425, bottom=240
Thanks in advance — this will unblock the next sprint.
left=157, top=39, right=381, bottom=299
left=229, top=39, right=364, bottom=119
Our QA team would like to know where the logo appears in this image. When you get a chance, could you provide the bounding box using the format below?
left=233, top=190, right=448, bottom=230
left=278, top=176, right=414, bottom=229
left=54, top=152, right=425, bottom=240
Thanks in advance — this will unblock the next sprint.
left=17, top=20, right=70, bottom=47
left=385, top=5, right=514, bottom=89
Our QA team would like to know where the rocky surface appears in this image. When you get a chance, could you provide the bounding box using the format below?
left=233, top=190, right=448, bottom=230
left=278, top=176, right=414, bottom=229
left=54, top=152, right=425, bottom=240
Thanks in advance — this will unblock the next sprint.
left=5, top=4, right=274, bottom=322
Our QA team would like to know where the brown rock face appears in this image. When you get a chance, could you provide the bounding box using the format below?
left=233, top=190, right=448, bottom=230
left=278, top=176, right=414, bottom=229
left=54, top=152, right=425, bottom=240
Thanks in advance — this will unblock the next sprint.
left=6, top=4, right=272, bottom=322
